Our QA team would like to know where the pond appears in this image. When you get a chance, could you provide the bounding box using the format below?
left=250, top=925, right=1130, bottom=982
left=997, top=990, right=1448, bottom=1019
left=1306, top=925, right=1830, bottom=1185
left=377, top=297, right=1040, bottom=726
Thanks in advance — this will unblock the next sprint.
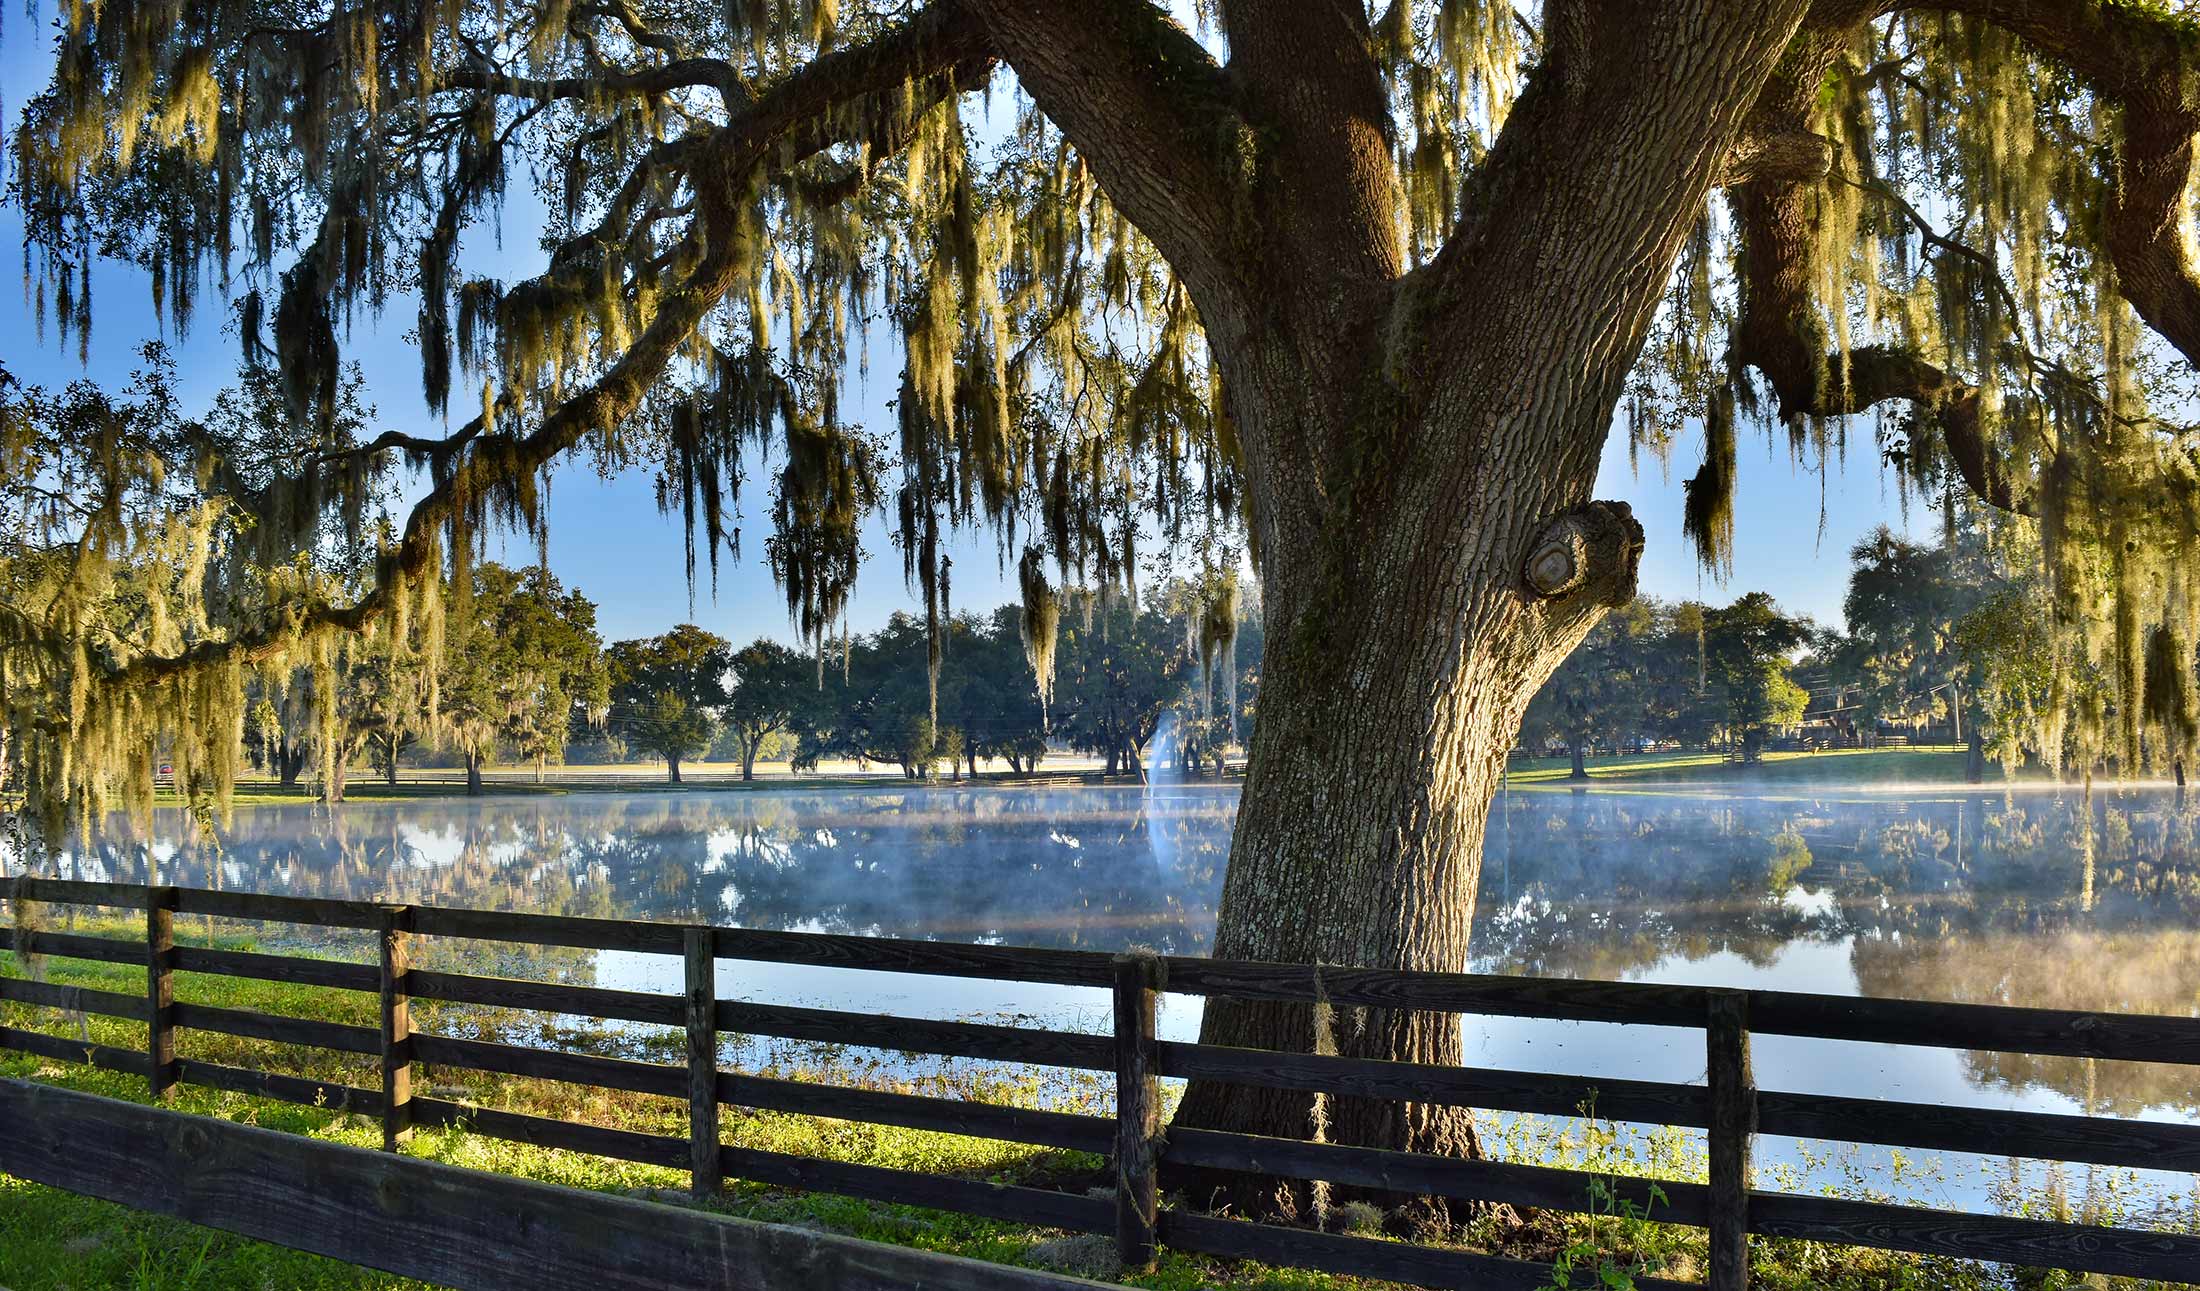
left=14, top=777, right=2200, bottom=1217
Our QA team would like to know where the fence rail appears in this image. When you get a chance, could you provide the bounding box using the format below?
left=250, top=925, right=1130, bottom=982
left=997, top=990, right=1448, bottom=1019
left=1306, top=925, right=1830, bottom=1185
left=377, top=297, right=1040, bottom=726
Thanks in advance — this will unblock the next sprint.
left=3, top=875, right=2199, bottom=1290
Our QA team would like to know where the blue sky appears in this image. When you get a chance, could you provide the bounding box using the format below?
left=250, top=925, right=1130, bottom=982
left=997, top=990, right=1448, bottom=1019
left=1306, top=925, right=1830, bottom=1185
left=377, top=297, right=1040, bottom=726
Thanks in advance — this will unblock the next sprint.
left=0, top=24, right=1931, bottom=646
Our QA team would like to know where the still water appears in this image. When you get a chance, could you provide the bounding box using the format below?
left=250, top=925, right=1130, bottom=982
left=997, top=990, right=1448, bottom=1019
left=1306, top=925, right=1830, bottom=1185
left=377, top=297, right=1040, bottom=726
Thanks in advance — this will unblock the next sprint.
left=19, top=779, right=2200, bottom=1215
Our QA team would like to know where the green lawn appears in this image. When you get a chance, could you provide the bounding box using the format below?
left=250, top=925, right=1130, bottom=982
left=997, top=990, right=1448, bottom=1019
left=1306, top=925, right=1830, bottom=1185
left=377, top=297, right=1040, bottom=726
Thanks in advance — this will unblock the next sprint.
left=1503, top=745, right=2021, bottom=787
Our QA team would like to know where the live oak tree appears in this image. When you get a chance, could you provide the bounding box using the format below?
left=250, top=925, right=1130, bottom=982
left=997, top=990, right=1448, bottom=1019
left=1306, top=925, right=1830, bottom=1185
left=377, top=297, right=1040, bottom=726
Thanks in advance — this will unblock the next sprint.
left=1703, top=593, right=1812, bottom=762
left=1520, top=598, right=1660, bottom=778
left=606, top=624, right=731, bottom=783
left=721, top=638, right=810, bottom=780
left=1053, top=589, right=1194, bottom=778
left=16, top=0, right=2200, bottom=1225
left=440, top=563, right=610, bottom=792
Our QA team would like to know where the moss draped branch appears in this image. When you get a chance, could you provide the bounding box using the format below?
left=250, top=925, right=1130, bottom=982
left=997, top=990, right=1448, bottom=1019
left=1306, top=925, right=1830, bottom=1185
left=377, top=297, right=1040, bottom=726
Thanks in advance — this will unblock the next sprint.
left=61, top=5, right=998, bottom=700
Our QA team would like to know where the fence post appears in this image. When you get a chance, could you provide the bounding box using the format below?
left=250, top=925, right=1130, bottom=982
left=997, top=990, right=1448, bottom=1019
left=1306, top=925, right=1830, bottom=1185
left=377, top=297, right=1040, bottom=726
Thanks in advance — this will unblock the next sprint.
left=146, top=886, right=178, bottom=1102
left=1111, top=952, right=1162, bottom=1271
left=685, top=926, right=722, bottom=1200
left=1706, top=988, right=1756, bottom=1291
left=378, top=905, right=414, bottom=1152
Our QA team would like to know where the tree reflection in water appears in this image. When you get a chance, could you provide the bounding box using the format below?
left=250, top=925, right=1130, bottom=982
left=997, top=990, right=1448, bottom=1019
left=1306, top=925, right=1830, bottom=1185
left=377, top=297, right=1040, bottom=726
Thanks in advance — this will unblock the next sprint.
left=22, top=782, right=2200, bottom=1113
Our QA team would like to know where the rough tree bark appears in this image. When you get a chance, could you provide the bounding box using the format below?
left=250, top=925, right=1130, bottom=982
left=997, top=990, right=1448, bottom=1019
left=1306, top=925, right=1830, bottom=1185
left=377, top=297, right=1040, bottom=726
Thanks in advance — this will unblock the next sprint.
left=969, top=0, right=1812, bottom=1225
left=276, top=739, right=309, bottom=791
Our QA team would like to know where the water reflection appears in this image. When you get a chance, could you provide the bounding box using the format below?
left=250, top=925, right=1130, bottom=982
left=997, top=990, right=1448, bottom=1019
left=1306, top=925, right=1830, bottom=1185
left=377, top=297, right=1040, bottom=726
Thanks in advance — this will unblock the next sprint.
left=17, top=782, right=2200, bottom=1118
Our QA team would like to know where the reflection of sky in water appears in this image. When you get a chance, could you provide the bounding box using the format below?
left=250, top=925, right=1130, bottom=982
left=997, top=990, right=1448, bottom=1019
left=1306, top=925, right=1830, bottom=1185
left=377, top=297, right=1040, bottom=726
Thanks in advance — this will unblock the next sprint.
left=28, top=779, right=2200, bottom=1211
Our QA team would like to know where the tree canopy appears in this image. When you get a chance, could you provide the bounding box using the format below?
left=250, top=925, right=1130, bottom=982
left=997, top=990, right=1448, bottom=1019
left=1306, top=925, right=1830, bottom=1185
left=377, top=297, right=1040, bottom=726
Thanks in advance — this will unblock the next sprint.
left=15, top=0, right=2200, bottom=1194
left=606, top=623, right=730, bottom=781
left=12, top=0, right=2200, bottom=830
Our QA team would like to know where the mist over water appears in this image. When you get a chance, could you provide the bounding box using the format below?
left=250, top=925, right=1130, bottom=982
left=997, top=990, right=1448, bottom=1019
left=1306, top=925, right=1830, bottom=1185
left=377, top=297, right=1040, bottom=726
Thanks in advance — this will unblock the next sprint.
left=18, top=779, right=2200, bottom=1209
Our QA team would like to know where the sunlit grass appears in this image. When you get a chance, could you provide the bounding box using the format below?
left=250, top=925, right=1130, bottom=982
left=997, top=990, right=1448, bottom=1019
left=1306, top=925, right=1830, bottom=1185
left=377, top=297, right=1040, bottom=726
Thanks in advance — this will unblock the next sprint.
left=1503, top=746, right=2027, bottom=787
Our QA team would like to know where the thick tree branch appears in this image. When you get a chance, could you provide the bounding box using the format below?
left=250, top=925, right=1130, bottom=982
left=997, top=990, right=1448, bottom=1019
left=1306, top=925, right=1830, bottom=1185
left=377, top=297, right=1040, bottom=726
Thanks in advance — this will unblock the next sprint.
left=82, top=7, right=992, bottom=695
left=1873, top=0, right=2200, bottom=369
left=963, top=0, right=1254, bottom=344
left=1418, top=0, right=1812, bottom=485
left=1217, top=0, right=1403, bottom=300
left=440, top=55, right=749, bottom=107
left=1718, top=123, right=1834, bottom=188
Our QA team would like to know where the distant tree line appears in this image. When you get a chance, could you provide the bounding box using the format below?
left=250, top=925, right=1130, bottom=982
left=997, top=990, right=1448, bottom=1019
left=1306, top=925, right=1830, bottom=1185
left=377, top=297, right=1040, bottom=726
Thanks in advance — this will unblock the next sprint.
left=597, top=582, right=1262, bottom=783
left=1518, top=517, right=2199, bottom=786
left=1518, top=592, right=1809, bottom=775
left=243, top=566, right=1262, bottom=794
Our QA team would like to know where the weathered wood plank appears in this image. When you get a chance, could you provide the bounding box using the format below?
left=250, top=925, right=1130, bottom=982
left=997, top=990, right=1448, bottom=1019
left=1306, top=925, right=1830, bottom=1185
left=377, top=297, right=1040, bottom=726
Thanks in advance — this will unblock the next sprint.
left=147, top=887, right=178, bottom=1101
left=1156, top=1211, right=1697, bottom=1291
left=1113, top=953, right=1161, bottom=1270
left=409, top=1097, right=688, bottom=1168
left=1749, top=1190, right=2200, bottom=1280
left=1155, top=1039, right=1711, bottom=1126
left=174, top=946, right=379, bottom=991
left=12, top=929, right=143, bottom=965
left=1160, top=957, right=1711, bottom=1024
left=716, top=1000, right=1115, bottom=1070
left=2, top=877, right=151, bottom=908
left=712, top=926, right=1113, bottom=988
left=409, top=1032, right=687, bottom=1098
left=1161, top=1127, right=1709, bottom=1224
left=0, top=1027, right=151, bottom=1075
left=0, top=1079, right=1109, bottom=1291
left=410, top=905, right=687, bottom=954
left=174, top=1059, right=382, bottom=1114
left=170, top=1002, right=381, bottom=1055
left=1706, top=989, right=1755, bottom=1291
left=405, top=969, right=683, bottom=1025
left=1747, top=989, right=2200, bottom=1065
left=715, top=1071, right=1115, bottom=1154
left=379, top=906, right=413, bottom=1152
left=171, top=888, right=389, bottom=930
left=718, top=1142, right=1115, bottom=1233
left=1756, top=1089, right=2200, bottom=1174
left=0, top=976, right=151, bottom=1021
left=684, top=927, right=720, bottom=1199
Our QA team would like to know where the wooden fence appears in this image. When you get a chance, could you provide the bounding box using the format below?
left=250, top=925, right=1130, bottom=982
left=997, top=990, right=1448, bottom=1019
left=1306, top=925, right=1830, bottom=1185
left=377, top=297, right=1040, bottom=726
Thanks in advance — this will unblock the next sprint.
left=2, top=876, right=2198, bottom=1291
left=0, top=1079, right=1109, bottom=1290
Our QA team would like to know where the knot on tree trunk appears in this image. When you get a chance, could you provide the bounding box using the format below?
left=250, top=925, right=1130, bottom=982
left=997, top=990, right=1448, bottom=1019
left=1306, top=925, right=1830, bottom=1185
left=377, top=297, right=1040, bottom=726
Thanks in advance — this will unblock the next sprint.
left=1523, top=501, right=1643, bottom=606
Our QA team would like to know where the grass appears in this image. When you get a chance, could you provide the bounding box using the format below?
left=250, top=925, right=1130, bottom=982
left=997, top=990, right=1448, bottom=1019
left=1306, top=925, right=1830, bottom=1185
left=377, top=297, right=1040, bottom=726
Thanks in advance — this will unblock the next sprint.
left=1503, top=746, right=2023, bottom=787
left=178, top=747, right=2013, bottom=810
left=161, top=762, right=1136, bottom=808
left=3, top=916, right=2195, bottom=1291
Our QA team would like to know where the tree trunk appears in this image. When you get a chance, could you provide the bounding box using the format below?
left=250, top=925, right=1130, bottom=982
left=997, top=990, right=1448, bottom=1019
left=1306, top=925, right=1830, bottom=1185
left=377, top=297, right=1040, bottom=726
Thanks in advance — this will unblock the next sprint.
left=383, top=738, right=400, bottom=788
left=278, top=741, right=307, bottom=791
left=1568, top=741, right=1588, bottom=781
left=465, top=752, right=483, bottom=796
left=1966, top=723, right=1987, bottom=784
left=740, top=736, right=757, bottom=782
left=976, top=0, right=1797, bottom=1234
left=1171, top=448, right=1642, bottom=1229
left=668, top=755, right=683, bottom=785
